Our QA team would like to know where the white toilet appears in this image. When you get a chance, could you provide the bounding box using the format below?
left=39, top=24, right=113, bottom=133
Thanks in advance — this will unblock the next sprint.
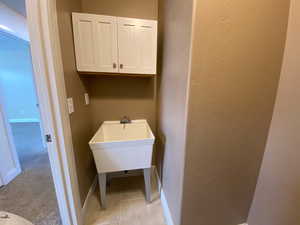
left=0, top=212, right=34, bottom=225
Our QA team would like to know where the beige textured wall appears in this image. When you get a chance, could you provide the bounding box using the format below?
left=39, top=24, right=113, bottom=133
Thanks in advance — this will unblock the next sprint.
left=80, top=0, right=158, bottom=133
left=248, top=1, right=300, bottom=224
left=81, top=0, right=157, bottom=19
left=156, top=0, right=194, bottom=224
left=56, top=0, right=96, bottom=204
left=84, top=76, right=157, bottom=132
left=181, top=0, right=290, bottom=225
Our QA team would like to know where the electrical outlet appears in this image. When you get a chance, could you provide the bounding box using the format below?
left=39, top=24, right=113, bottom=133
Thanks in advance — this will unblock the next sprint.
left=84, top=93, right=89, bottom=105
left=67, top=98, right=74, bottom=114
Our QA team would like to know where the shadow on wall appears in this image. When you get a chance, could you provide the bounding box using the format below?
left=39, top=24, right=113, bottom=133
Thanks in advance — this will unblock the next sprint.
left=154, top=9, right=166, bottom=185
left=154, top=130, right=166, bottom=183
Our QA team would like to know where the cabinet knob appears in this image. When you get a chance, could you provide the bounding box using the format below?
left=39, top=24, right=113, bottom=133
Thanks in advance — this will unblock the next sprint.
left=113, top=63, right=117, bottom=69
left=120, top=64, right=123, bottom=69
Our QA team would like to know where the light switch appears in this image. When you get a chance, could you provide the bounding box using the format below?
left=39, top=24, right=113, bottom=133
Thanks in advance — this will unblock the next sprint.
left=67, top=98, right=74, bottom=114
left=84, top=93, right=90, bottom=105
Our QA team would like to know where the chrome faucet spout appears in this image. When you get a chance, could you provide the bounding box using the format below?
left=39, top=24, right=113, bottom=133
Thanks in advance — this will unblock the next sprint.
left=120, top=116, right=131, bottom=124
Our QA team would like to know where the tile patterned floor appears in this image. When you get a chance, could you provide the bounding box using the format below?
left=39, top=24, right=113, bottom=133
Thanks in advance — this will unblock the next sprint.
left=84, top=174, right=166, bottom=225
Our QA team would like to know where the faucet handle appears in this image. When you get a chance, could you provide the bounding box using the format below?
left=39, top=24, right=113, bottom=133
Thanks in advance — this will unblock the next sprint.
left=120, top=116, right=131, bottom=124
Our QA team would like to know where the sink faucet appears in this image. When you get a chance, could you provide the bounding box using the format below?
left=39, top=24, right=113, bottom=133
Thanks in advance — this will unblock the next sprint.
left=120, top=116, right=131, bottom=124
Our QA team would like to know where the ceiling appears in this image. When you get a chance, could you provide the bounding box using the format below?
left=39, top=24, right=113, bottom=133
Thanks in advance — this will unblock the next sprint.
left=0, top=0, right=26, bottom=17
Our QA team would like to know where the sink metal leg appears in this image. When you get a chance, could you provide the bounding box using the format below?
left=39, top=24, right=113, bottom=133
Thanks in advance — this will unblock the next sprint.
left=143, top=168, right=151, bottom=202
left=98, top=173, right=106, bottom=209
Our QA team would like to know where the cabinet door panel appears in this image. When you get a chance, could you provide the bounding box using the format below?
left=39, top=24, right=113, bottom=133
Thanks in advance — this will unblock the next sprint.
left=94, top=16, right=118, bottom=73
left=72, top=13, right=97, bottom=72
left=117, top=17, right=157, bottom=74
left=137, top=21, right=157, bottom=74
left=117, top=18, right=139, bottom=74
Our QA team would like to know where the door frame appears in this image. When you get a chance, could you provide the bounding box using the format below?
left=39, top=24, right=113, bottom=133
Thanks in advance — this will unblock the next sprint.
left=25, top=1, right=83, bottom=225
left=0, top=29, right=45, bottom=181
left=0, top=98, right=22, bottom=185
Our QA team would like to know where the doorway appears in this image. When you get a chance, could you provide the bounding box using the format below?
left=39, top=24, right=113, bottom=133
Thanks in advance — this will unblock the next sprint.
left=1, top=0, right=86, bottom=224
left=0, top=3, right=61, bottom=225
left=0, top=31, right=46, bottom=172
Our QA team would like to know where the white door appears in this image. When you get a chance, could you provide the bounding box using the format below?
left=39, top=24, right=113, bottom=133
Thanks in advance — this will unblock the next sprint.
left=72, top=13, right=97, bottom=72
left=137, top=20, right=157, bottom=74
left=0, top=104, right=21, bottom=186
left=117, top=17, right=140, bottom=74
left=94, top=15, right=118, bottom=73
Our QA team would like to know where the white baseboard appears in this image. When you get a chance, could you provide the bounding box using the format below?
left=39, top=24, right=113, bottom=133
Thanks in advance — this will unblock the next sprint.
left=81, top=175, right=97, bottom=224
left=239, top=223, right=248, bottom=225
left=160, top=188, right=175, bottom=225
left=153, top=167, right=175, bottom=225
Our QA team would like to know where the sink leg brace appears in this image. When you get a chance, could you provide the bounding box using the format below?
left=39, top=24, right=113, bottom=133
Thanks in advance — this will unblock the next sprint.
left=98, top=168, right=152, bottom=209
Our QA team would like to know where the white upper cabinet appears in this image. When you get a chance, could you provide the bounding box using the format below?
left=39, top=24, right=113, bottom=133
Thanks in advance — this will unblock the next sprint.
left=72, top=13, right=157, bottom=75
left=136, top=19, right=157, bottom=74
left=117, top=18, right=140, bottom=74
left=94, top=15, right=118, bottom=73
left=72, top=13, right=97, bottom=72
left=117, top=18, right=157, bottom=74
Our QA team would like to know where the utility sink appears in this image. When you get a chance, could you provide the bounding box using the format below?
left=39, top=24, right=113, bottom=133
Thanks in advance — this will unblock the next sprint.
left=89, top=119, right=155, bottom=208
left=89, top=120, right=155, bottom=173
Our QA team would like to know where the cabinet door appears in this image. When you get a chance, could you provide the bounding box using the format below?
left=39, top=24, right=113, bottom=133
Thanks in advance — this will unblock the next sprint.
left=117, top=18, right=140, bottom=74
left=94, top=15, right=118, bottom=73
left=72, top=13, right=97, bottom=72
left=137, top=20, right=157, bottom=74
left=117, top=17, right=157, bottom=74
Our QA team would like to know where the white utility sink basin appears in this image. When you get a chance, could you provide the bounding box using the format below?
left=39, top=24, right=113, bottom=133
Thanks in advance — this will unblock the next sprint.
left=89, top=120, right=155, bottom=173
left=89, top=119, right=155, bottom=207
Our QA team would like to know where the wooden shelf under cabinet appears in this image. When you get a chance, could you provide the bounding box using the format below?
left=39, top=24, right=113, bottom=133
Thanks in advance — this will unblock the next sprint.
left=78, top=71, right=155, bottom=78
